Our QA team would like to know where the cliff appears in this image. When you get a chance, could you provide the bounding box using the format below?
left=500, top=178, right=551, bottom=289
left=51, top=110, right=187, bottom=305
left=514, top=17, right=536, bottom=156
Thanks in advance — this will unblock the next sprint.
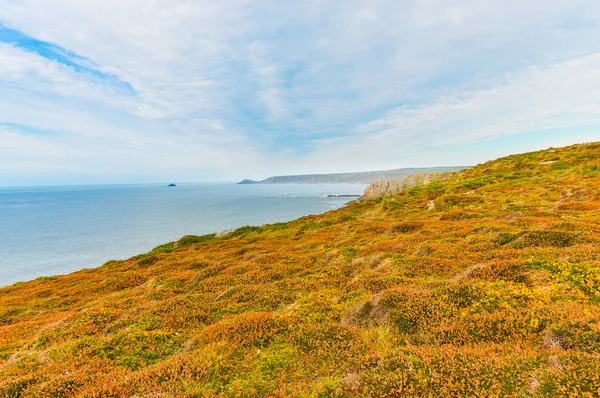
left=362, top=171, right=457, bottom=199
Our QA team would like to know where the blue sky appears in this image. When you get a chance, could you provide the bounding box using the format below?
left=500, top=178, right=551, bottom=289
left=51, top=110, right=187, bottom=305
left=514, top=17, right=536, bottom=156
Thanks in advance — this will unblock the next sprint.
left=0, top=0, right=599, bottom=186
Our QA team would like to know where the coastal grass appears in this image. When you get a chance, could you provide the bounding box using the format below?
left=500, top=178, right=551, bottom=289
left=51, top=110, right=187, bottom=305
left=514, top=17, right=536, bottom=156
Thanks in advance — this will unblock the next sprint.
left=1, top=143, right=600, bottom=396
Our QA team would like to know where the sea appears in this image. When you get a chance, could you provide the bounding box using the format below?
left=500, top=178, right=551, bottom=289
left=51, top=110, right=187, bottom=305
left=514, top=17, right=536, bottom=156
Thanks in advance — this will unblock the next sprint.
left=0, top=183, right=366, bottom=287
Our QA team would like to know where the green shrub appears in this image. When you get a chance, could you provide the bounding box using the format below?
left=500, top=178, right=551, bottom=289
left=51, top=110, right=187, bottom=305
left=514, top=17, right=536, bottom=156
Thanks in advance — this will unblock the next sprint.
left=97, top=330, right=181, bottom=370
left=136, top=255, right=159, bottom=268
left=177, top=233, right=217, bottom=246
left=380, top=289, right=448, bottom=334
left=390, top=221, right=424, bottom=233
left=434, top=194, right=483, bottom=211
left=493, top=232, right=525, bottom=246
left=548, top=320, right=600, bottom=353
left=228, top=225, right=262, bottom=237
left=527, top=258, right=600, bottom=298
left=518, top=231, right=581, bottom=248
left=469, top=260, right=529, bottom=284
left=444, top=284, right=485, bottom=309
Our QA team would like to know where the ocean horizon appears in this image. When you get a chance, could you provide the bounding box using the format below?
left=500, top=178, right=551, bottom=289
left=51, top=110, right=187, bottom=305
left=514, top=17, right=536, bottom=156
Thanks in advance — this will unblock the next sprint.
left=0, top=182, right=365, bottom=287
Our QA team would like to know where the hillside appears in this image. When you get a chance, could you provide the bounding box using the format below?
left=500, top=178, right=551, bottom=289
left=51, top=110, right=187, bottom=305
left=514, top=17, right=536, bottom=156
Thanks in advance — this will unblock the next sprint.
left=239, top=166, right=466, bottom=184
left=1, top=143, right=600, bottom=397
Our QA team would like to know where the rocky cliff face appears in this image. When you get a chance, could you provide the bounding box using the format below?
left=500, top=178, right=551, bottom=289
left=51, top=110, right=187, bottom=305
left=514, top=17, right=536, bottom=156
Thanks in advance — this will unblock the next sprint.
left=362, top=171, right=457, bottom=199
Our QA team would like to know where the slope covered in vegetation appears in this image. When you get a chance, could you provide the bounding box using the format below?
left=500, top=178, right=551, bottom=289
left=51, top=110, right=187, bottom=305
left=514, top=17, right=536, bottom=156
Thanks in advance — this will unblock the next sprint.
left=1, top=143, right=600, bottom=397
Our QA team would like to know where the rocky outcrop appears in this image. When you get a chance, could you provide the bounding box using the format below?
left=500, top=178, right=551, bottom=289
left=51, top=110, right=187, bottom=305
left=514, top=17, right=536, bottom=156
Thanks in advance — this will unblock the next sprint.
left=362, top=172, right=455, bottom=199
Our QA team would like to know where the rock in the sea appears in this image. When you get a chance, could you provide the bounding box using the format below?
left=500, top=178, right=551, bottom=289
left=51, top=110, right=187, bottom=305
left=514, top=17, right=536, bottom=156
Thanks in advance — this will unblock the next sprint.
left=168, top=183, right=177, bottom=187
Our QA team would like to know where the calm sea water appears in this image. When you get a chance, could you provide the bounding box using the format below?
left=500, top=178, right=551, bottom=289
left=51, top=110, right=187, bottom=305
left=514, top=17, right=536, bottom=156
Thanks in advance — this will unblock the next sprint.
left=0, top=183, right=365, bottom=287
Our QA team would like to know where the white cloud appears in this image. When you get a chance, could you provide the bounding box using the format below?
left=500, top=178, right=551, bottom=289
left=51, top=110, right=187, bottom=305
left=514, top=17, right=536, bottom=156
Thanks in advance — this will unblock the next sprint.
left=0, top=0, right=599, bottom=183
left=357, top=53, right=600, bottom=145
left=0, top=43, right=150, bottom=116
left=300, top=52, right=600, bottom=171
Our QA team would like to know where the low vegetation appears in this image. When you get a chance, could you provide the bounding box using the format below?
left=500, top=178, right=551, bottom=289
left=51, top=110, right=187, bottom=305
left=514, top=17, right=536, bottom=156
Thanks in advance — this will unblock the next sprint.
left=1, top=143, right=599, bottom=397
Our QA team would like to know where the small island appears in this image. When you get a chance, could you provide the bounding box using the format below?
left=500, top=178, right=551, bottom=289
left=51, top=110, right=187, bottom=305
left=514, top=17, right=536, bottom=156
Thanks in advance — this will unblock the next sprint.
left=167, top=183, right=177, bottom=187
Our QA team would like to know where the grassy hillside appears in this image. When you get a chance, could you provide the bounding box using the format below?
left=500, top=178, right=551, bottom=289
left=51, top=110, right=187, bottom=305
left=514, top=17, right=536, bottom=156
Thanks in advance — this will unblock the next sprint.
left=239, top=166, right=466, bottom=184
left=1, top=143, right=600, bottom=397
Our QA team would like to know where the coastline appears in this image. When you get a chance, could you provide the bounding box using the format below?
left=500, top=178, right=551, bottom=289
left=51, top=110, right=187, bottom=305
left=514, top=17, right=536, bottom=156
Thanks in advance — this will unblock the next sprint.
left=0, top=183, right=366, bottom=287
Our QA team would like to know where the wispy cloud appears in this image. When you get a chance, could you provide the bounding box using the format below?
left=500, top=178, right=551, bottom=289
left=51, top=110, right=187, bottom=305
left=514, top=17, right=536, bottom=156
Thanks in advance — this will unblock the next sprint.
left=0, top=24, right=134, bottom=93
left=0, top=0, right=599, bottom=184
left=357, top=54, right=600, bottom=145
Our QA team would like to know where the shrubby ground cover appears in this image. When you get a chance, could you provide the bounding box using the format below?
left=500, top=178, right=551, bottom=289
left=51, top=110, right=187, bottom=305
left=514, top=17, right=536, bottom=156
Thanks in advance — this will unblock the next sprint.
left=1, top=143, right=599, bottom=397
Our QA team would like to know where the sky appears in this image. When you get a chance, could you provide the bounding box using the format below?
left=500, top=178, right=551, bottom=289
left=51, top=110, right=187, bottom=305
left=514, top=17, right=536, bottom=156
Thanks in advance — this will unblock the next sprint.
left=0, top=0, right=599, bottom=186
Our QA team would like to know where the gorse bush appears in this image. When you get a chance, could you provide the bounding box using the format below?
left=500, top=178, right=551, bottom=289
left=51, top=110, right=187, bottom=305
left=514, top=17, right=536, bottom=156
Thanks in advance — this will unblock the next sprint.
left=527, top=258, right=600, bottom=298
left=434, top=193, right=484, bottom=211
left=1, top=143, right=600, bottom=396
left=469, top=259, right=529, bottom=284
left=518, top=230, right=581, bottom=248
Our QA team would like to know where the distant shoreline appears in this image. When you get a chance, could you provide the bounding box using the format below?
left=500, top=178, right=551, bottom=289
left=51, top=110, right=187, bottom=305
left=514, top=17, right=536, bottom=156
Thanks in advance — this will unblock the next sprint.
left=239, top=166, right=468, bottom=185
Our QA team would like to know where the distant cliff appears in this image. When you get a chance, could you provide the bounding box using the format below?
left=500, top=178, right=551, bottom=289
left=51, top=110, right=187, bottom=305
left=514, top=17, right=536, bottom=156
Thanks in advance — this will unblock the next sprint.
left=362, top=171, right=458, bottom=199
left=239, top=166, right=466, bottom=184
